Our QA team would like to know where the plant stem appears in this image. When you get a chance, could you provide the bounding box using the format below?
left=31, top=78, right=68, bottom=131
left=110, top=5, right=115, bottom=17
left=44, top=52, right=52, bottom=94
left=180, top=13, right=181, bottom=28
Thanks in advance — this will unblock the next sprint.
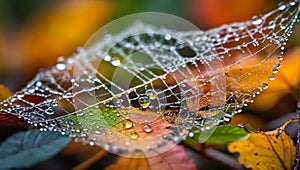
left=184, top=142, right=245, bottom=170
left=72, top=149, right=107, bottom=170
left=202, top=147, right=245, bottom=170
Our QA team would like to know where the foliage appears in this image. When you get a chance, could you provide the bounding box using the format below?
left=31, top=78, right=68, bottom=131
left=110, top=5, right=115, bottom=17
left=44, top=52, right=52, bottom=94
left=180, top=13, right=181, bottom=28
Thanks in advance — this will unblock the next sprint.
left=0, top=0, right=299, bottom=169
left=228, top=119, right=298, bottom=170
left=0, top=85, right=12, bottom=101
left=106, top=146, right=196, bottom=170
left=191, top=125, right=249, bottom=144
left=0, top=130, right=70, bottom=169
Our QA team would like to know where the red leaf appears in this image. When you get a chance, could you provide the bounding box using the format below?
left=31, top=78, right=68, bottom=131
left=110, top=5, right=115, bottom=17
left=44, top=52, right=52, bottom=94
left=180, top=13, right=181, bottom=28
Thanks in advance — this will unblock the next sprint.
left=106, top=145, right=197, bottom=170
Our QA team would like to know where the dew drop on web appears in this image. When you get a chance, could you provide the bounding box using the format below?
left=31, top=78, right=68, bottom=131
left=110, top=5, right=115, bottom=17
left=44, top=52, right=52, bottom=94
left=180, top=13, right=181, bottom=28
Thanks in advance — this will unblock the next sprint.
left=252, top=16, right=263, bottom=25
left=138, top=95, right=151, bottom=109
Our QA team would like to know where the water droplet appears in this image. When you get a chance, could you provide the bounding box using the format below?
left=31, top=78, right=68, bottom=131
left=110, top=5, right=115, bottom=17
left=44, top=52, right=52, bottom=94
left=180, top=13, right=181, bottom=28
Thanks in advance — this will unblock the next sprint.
left=123, top=119, right=133, bottom=129
left=104, top=144, right=110, bottom=150
left=189, top=132, right=194, bottom=137
left=272, top=68, right=278, bottom=74
left=89, top=140, right=95, bottom=146
left=17, top=94, right=24, bottom=99
left=36, top=81, right=42, bottom=87
left=104, top=55, right=111, bottom=61
left=165, top=34, right=171, bottom=40
left=276, top=64, right=281, bottom=69
left=111, top=57, right=121, bottom=66
left=57, top=56, right=65, bottom=62
left=262, top=83, right=269, bottom=90
left=289, top=0, right=297, bottom=6
left=143, top=124, right=152, bottom=133
left=56, top=63, right=66, bottom=70
left=130, top=132, right=139, bottom=139
left=252, top=16, right=263, bottom=25
left=269, top=75, right=275, bottom=81
left=145, top=89, right=156, bottom=99
left=280, top=25, right=286, bottom=29
left=278, top=2, right=286, bottom=10
left=268, top=21, right=276, bottom=29
left=138, top=95, right=150, bottom=108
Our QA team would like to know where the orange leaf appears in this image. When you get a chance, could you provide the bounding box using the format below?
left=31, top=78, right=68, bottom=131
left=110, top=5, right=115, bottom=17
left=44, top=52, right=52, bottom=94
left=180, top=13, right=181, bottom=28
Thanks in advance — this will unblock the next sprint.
left=249, top=47, right=300, bottom=111
left=0, top=84, right=13, bottom=102
left=19, top=0, right=114, bottom=71
left=106, top=145, right=196, bottom=170
left=228, top=118, right=297, bottom=170
left=189, top=0, right=275, bottom=28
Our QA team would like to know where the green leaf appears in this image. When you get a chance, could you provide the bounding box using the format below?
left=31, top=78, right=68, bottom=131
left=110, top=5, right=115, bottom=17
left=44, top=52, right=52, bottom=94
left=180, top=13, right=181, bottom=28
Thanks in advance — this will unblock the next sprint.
left=191, top=125, right=249, bottom=144
left=0, top=129, right=71, bottom=169
left=82, top=107, right=122, bottom=127
left=65, top=108, right=123, bottom=131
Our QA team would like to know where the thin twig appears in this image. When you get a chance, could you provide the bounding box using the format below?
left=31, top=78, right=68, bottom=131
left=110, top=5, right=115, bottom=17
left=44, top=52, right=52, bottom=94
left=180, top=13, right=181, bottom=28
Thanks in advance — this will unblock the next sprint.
left=72, top=149, right=108, bottom=170
left=184, top=141, right=245, bottom=170
left=202, top=147, right=245, bottom=170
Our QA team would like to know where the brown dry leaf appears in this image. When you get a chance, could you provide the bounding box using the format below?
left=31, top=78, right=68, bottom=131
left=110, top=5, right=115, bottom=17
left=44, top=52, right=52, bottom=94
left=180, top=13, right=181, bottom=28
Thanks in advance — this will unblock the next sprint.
left=228, top=118, right=297, bottom=170
left=249, top=47, right=300, bottom=111
left=105, top=145, right=196, bottom=170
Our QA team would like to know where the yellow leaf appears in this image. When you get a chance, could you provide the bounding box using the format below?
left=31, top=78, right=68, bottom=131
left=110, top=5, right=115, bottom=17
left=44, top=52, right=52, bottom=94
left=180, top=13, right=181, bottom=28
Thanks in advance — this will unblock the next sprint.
left=226, top=53, right=276, bottom=93
left=249, top=47, right=300, bottom=111
left=0, top=84, right=13, bottom=102
left=228, top=119, right=297, bottom=170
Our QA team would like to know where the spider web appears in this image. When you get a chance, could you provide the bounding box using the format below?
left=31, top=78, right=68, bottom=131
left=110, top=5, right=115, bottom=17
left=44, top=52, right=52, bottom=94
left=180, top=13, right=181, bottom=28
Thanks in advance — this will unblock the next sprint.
left=0, top=0, right=299, bottom=154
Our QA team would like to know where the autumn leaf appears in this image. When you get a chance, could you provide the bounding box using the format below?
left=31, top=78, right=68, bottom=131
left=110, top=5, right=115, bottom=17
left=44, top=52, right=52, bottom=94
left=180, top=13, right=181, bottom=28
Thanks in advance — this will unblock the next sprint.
left=0, top=84, right=27, bottom=128
left=16, top=0, right=113, bottom=72
left=189, top=0, right=276, bottom=28
left=69, top=107, right=175, bottom=155
left=105, top=145, right=196, bottom=170
left=249, top=47, right=300, bottom=111
left=0, top=84, right=13, bottom=102
left=230, top=113, right=266, bottom=129
left=228, top=118, right=297, bottom=170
